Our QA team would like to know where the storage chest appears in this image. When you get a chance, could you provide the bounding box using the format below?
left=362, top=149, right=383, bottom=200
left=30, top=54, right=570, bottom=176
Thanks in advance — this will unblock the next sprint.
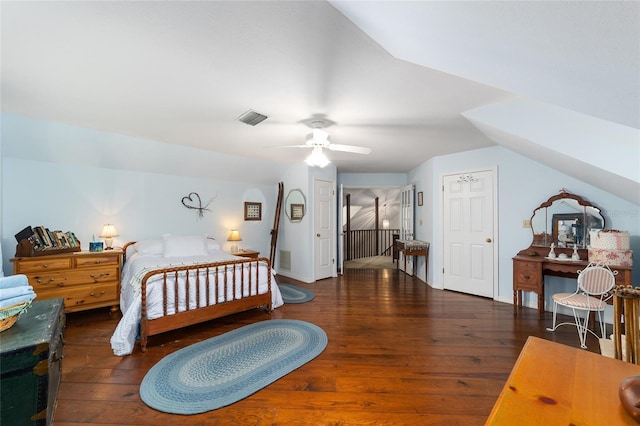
left=0, top=298, right=65, bottom=425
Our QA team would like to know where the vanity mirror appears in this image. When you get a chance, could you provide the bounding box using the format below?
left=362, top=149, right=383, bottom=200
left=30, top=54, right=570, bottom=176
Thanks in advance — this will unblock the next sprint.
left=285, top=189, right=306, bottom=222
left=514, top=190, right=631, bottom=319
left=530, top=190, right=604, bottom=249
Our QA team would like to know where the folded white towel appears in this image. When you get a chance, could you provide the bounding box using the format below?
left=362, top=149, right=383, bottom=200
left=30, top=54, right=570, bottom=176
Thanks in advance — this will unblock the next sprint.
left=0, top=274, right=29, bottom=289
left=0, top=286, right=35, bottom=300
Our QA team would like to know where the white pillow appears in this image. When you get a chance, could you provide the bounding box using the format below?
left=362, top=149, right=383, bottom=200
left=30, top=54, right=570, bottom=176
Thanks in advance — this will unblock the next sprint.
left=206, top=238, right=222, bottom=251
left=163, top=234, right=208, bottom=258
left=134, top=239, right=163, bottom=256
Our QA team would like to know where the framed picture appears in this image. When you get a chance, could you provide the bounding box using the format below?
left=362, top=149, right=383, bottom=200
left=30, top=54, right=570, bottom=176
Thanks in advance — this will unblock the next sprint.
left=89, top=241, right=104, bottom=252
left=290, top=203, right=305, bottom=221
left=244, top=202, right=262, bottom=221
left=417, top=192, right=424, bottom=206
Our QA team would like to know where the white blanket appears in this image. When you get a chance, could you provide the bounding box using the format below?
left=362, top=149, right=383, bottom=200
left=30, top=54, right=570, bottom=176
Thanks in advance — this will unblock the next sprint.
left=110, top=251, right=283, bottom=356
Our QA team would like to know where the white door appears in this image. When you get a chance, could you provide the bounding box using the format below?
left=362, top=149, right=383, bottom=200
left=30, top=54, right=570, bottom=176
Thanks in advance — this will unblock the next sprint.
left=443, top=170, right=495, bottom=298
left=338, top=184, right=344, bottom=275
left=399, top=184, right=415, bottom=274
left=314, top=179, right=335, bottom=280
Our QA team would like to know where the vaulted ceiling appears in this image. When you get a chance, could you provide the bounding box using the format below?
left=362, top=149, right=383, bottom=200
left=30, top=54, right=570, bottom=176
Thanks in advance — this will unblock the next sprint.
left=2, top=1, right=638, bottom=202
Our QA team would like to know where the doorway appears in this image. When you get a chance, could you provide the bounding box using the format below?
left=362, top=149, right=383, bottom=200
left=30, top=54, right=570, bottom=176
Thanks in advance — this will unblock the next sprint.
left=341, top=187, right=401, bottom=270
left=442, top=169, right=496, bottom=298
left=313, top=179, right=335, bottom=280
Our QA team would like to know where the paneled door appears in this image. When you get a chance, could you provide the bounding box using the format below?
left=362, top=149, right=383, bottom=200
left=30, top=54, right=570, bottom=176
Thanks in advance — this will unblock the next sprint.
left=443, top=170, right=495, bottom=298
left=338, top=184, right=344, bottom=275
left=314, top=179, right=335, bottom=280
left=399, top=184, right=415, bottom=274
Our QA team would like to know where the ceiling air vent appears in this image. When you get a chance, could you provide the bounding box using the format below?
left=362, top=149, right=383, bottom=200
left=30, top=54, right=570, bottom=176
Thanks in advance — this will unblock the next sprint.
left=237, top=110, right=268, bottom=126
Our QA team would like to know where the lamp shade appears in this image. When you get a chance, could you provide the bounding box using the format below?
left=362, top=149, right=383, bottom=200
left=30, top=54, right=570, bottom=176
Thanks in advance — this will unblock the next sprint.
left=227, top=229, right=242, bottom=242
left=99, top=224, right=118, bottom=249
left=305, top=146, right=330, bottom=168
left=99, top=224, right=119, bottom=238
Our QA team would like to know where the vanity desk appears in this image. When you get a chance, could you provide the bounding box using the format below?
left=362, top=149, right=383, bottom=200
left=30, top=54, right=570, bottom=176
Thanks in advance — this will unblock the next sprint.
left=513, top=251, right=632, bottom=318
left=514, top=190, right=633, bottom=318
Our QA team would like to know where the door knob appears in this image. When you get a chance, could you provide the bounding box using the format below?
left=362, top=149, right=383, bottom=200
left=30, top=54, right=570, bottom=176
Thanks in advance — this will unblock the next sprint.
left=317, top=233, right=321, bottom=237
left=486, top=238, right=492, bottom=243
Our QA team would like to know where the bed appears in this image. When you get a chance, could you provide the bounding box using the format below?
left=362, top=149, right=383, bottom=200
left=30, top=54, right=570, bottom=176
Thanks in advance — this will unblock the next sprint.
left=110, top=235, right=284, bottom=355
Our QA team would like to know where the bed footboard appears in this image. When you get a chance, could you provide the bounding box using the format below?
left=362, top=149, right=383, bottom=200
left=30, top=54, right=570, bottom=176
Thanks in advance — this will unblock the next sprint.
left=139, top=257, right=272, bottom=352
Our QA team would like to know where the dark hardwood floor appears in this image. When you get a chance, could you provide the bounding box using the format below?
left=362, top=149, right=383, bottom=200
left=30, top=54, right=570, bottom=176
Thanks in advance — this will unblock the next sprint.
left=54, top=268, right=601, bottom=425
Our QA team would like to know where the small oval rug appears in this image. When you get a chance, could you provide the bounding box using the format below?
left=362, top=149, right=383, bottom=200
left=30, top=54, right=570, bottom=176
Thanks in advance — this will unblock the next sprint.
left=140, top=319, right=327, bottom=414
left=278, top=283, right=315, bottom=303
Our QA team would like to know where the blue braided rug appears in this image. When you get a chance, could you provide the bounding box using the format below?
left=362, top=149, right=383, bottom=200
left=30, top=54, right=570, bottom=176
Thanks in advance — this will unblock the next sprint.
left=139, top=319, right=327, bottom=414
left=278, top=283, right=315, bottom=304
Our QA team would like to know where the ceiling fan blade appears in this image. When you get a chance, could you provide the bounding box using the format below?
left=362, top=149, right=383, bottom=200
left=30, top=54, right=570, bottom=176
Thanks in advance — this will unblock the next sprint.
left=328, top=144, right=372, bottom=155
left=275, top=145, right=312, bottom=149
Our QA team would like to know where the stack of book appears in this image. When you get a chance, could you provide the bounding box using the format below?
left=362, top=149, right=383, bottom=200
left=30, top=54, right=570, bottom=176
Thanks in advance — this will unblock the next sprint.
left=15, top=226, right=80, bottom=252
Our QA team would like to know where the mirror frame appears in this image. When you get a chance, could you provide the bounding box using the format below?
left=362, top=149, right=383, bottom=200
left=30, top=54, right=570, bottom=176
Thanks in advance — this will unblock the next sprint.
left=526, top=191, right=605, bottom=255
left=285, top=189, right=306, bottom=223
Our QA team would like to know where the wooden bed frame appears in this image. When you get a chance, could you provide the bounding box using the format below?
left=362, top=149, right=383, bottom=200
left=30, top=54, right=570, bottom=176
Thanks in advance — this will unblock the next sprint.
left=122, top=242, right=273, bottom=352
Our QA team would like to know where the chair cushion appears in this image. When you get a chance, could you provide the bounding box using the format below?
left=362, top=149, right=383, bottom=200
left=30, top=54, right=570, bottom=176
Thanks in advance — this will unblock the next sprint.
left=553, top=293, right=607, bottom=310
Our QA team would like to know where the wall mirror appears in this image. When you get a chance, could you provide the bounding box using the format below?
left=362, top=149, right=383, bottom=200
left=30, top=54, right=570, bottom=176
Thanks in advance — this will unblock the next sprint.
left=285, top=189, right=306, bottom=222
left=530, top=191, right=604, bottom=249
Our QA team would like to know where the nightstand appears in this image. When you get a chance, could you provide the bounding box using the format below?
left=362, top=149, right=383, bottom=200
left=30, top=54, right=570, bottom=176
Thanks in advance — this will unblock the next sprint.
left=234, top=250, right=260, bottom=259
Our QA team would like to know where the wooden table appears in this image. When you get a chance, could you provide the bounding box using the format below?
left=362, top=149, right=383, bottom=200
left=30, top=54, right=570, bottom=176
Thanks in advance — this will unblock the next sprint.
left=486, top=336, right=640, bottom=425
left=395, top=240, right=429, bottom=278
left=234, top=249, right=260, bottom=259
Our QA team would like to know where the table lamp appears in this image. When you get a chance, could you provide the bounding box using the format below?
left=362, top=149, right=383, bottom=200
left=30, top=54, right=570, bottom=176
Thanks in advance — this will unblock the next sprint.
left=227, top=229, right=242, bottom=253
left=100, top=224, right=119, bottom=250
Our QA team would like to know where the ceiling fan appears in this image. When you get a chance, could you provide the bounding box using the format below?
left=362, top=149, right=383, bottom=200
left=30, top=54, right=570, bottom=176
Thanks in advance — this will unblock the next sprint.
left=281, top=120, right=372, bottom=167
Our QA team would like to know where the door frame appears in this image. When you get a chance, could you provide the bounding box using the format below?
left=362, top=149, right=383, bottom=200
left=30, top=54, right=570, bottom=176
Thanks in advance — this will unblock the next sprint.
left=313, top=178, right=337, bottom=280
left=399, top=184, right=415, bottom=274
left=440, top=167, right=499, bottom=299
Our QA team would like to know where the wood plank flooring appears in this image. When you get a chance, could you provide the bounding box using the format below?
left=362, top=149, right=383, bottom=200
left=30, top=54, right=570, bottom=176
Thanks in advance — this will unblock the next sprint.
left=54, top=269, right=602, bottom=425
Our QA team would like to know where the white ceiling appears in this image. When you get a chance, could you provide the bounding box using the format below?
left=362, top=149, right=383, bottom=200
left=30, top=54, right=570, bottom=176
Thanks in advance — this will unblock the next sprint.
left=1, top=1, right=638, bottom=180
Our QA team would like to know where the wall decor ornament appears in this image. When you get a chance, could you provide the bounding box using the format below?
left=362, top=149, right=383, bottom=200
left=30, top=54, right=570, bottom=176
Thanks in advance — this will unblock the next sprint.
left=181, top=192, right=215, bottom=218
left=244, top=202, right=262, bottom=221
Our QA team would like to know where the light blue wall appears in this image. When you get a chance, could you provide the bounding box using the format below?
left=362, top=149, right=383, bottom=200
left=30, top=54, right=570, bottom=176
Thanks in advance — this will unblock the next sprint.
left=0, top=115, right=290, bottom=276
left=410, top=145, right=640, bottom=313
left=338, top=172, right=407, bottom=187
left=1, top=158, right=278, bottom=275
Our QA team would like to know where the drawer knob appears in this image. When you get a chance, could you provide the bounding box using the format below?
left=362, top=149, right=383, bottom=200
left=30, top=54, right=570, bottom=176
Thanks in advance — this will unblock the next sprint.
left=89, top=273, right=109, bottom=282
left=524, top=275, right=530, bottom=280
left=90, top=291, right=105, bottom=297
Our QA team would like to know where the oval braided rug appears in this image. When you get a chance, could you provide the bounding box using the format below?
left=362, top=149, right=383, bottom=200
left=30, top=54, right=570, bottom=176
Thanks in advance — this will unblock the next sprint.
left=139, top=319, right=327, bottom=414
left=278, top=283, right=315, bottom=304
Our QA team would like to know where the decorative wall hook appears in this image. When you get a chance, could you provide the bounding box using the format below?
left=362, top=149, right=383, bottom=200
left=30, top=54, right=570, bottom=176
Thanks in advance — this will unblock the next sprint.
left=181, top=192, right=215, bottom=218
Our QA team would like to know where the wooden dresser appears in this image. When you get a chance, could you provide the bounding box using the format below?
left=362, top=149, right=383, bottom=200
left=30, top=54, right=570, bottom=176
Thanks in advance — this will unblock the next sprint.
left=11, top=250, right=123, bottom=313
left=0, top=298, right=65, bottom=426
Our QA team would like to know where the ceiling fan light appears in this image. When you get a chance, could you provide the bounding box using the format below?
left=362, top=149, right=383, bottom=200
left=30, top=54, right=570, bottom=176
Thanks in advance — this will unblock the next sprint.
left=305, top=146, right=330, bottom=168
left=312, top=128, right=329, bottom=142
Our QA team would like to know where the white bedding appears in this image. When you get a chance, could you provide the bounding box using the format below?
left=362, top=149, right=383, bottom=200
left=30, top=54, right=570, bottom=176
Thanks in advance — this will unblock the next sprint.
left=110, top=249, right=283, bottom=356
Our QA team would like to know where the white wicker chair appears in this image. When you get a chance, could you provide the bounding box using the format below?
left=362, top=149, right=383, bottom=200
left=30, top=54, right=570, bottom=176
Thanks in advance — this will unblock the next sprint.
left=546, top=262, right=617, bottom=349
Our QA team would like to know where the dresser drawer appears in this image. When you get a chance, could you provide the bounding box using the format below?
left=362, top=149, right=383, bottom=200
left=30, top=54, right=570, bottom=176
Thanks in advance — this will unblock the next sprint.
left=26, top=265, right=119, bottom=291
left=38, top=282, right=118, bottom=311
left=515, top=261, right=540, bottom=291
left=14, top=257, right=73, bottom=273
left=73, top=254, right=121, bottom=268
